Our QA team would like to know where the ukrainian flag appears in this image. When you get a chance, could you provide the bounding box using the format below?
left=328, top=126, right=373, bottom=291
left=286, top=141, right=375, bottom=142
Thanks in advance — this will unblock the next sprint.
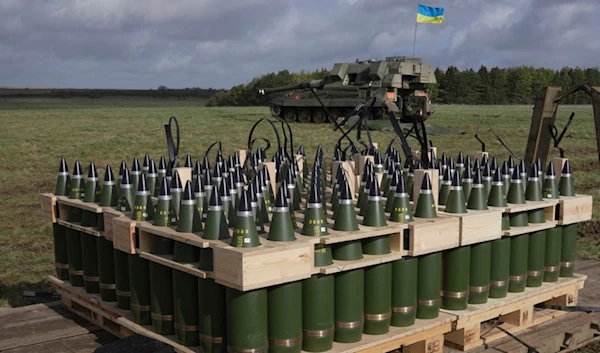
left=416, top=4, right=445, bottom=24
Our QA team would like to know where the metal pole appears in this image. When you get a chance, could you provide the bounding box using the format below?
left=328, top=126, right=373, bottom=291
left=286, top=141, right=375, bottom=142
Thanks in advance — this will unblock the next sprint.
left=412, top=21, right=418, bottom=57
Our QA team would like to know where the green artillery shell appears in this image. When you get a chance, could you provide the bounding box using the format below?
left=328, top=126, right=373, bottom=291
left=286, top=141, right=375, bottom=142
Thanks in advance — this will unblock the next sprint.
left=467, top=170, right=487, bottom=211
left=333, top=177, right=359, bottom=231
left=332, top=241, right=363, bottom=261
left=53, top=223, right=70, bottom=280
left=559, top=161, right=574, bottom=197
left=526, top=230, right=546, bottom=287
left=117, top=167, right=135, bottom=213
left=268, top=183, right=295, bottom=242
left=302, top=182, right=329, bottom=236
left=446, top=171, right=467, bottom=214
left=508, top=234, right=529, bottom=293
left=414, top=174, right=437, bottom=219
left=314, top=244, right=333, bottom=267
left=544, top=226, right=562, bottom=282
left=560, top=224, right=577, bottom=277
left=363, top=235, right=390, bottom=255
left=174, top=183, right=200, bottom=262
left=442, top=246, right=471, bottom=310
left=81, top=233, right=100, bottom=294
left=417, top=252, right=441, bottom=319
left=170, top=171, right=183, bottom=221
left=55, top=158, right=70, bottom=196
left=363, top=176, right=387, bottom=227
left=129, top=254, right=151, bottom=325
left=226, top=288, right=268, bottom=353
left=150, top=262, right=174, bottom=335
left=173, top=270, right=200, bottom=346
left=131, top=157, right=141, bottom=194
left=334, top=269, right=364, bottom=343
left=81, top=162, right=99, bottom=227
left=364, top=263, right=392, bottom=334
left=68, top=160, right=84, bottom=221
left=469, top=242, right=491, bottom=304
left=113, top=249, right=130, bottom=310
left=96, top=236, right=116, bottom=302
left=231, top=189, right=261, bottom=248
left=507, top=165, right=525, bottom=205
left=438, top=168, right=451, bottom=206
left=389, top=174, right=413, bottom=223
left=384, top=170, right=400, bottom=213
left=490, top=237, right=510, bottom=298
left=268, top=281, right=303, bottom=353
left=302, top=274, right=334, bottom=352
left=66, top=228, right=84, bottom=287
left=543, top=162, right=559, bottom=199
left=391, top=257, right=418, bottom=327
left=199, top=278, right=227, bottom=353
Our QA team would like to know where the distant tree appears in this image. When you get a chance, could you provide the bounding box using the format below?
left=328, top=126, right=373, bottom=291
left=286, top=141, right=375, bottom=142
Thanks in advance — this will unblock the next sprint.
left=158, top=85, right=168, bottom=90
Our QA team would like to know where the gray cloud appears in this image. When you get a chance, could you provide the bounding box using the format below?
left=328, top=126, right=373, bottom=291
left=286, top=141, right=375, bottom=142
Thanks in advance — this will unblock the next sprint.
left=1, top=0, right=598, bottom=89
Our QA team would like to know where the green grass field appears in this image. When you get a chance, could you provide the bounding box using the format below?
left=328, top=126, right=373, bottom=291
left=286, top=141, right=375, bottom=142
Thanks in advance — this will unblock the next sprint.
left=1, top=97, right=599, bottom=307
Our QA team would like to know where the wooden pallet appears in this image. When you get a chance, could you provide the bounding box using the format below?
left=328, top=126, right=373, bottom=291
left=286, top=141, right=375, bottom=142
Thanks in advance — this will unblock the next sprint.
left=442, top=274, right=587, bottom=351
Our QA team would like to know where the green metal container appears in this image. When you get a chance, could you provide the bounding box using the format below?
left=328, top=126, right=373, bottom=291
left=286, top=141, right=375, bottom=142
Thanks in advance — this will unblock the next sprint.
left=560, top=224, right=577, bottom=277
left=508, top=234, right=529, bottom=293
left=469, top=241, right=491, bottom=304
left=442, top=246, right=471, bottom=310
left=391, top=257, right=417, bottom=327
left=173, top=270, right=200, bottom=346
left=226, top=288, right=268, bottom=353
left=364, top=263, right=392, bottom=334
left=490, top=237, right=510, bottom=298
left=149, top=262, right=174, bottom=335
left=527, top=230, right=546, bottom=287
left=544, top=226, right=562, bottom=282
left=268, top=281, right=303, bottom=353
left=417, top=252, right=441, bottom=319
left=301, top=274, right=334, bottom=352
left=199, top=278, right=227, bottom=353
left=334, top=269, right=364, bottom=343
left=129, top=254, right=151, bottom=325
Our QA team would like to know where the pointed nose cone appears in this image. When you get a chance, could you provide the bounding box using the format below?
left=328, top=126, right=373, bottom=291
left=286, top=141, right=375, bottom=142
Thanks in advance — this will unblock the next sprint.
left=148, top=159, right=157, bottom=175
left=543, top=161, right=559, bottom=199
left=490, top=157, right=498, bottom=172
left=390, top=169, right=400, bottom=188
left=374, top=150, right=383, bottom=165
left=473, top=158, right=480, bottom=173
left=209, top=182, right=222, bottom=206
left=397, top=172, right=408, bottom=194
left=159, top=176, right=170, bottom=196
left=248, top=179, right=258, bottom=203
left=298, top=146, right=305, bottom=156
left=213, top=161, right=222, bottom=178
left=158, top=156, right=166, bottom=171
left=414, top=173, right=436, bottom=218
left=558, top=159, right=575, bottom=196
left=104, top=165, right=115, bottom=183
left=445, top=166, right=467, bottom=214
left=340, top=177, right=352, bottom=200
left=441, top=152, right=448, bottom=166
left=507, top=164, right=526, bottom=204
left=451, top=169, right=462, bottom=187
left=274, top=183, right=288, bottom=208
left=472, top=168, right=482, bottom=186
left=238, top=188, right=251, bottom=212
left=488, top=166, right=507, bottom=207
left=171, top=170, right=182, bottom=190
left=121, top=167, right=131, bottom=186
left=202, top=168, right=212, bottom=187
left=511, top=163, right=521, bottom=181
left=193, top=160, right=202, bottom=177
left=183, top=180, right=194, bottom=201
left=467, top=168, right=488, bottom=210
left=184, top=154, right=193, bottom=168
left=143, top=153, right=150, bottom=168
left=132, top=157, right=140, bottom=173
left=137, top=173, right=148, bottom=193
left=87, top=162, right=98, bottom=179
left=193, top=172, right=204, bottom=194
left=443, top=165, right=452, bottom=182
left=59, top=157, right=69, bottom=173
left=457, top=152, right=464, bottom=165
left=308, top=181, right=320, bottom=204
left=369, top=175, right=381, bottom=197
left=200, top=155, right=209, bottom=172
left=73, top=160, right=83, bottom=177
left=220, top=178, right=230, bottom=198
left=501, top=161, right=510, bottom=176
left=492, top=166, right=502, bottom=183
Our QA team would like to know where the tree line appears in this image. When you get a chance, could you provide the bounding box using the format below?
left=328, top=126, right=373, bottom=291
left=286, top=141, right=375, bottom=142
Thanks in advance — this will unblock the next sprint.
left=206, top=65, right=600, bottom=106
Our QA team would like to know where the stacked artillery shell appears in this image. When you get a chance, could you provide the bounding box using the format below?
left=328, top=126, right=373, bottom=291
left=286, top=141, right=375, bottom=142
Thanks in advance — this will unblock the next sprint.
left=66, top=160, right=85, bottom=287
left=414, top=174, right=441, bottom=319
left=81, top=162, right=101, bottom=294
left=97, top=165, right=118, bottom=301
left=442, top=170, right=471, bottom=310
left=559, top=161, right=577, bottom=277
left=129, top=172, right=151, bottom=325
left=53, top=158, right=70, bottom=280
left=227, top=189, right=268, bottom=353
left=543, top=162, right=561, bottom=282
left=507, top=164, right=528, bottom=293
left=389, top=173, right=413, bottom=224
left=149, top=178, right=175, bottom=336
left=488, top=166, right=510, bottom=299
left=525, top=163, right=545, bottom=288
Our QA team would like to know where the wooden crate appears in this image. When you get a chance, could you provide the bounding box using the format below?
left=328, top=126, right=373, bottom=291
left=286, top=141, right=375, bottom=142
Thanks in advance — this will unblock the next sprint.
left=407, top=215, right=460, bottom=256
left=112, top=215, right=137, bottom=254
left=55, top=195, right=103, bottom=221
left=40, top=193, right=57, bottom=222
left=442, top=273, right=587, bottom=351
left=498, top=199, right=560, bottom=236
left=557, top=194, right=593, bottom=225
left=438, top=207, right=503, bottom=246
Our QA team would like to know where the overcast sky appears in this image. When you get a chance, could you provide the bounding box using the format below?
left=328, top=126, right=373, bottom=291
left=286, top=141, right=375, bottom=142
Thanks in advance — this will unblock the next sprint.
left=1, top=0, right=598, bottom=89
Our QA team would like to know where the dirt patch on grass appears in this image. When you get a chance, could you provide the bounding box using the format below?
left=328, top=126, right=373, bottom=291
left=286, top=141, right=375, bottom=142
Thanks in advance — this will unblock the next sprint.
left=578, top=221, right=600, bottom=241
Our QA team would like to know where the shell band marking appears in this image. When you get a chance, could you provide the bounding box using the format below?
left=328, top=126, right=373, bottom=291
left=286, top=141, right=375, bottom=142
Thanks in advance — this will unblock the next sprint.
left=195, top=192, right=205, bottom=198
left=174, top=322, right=199, bottom=331
left=151, top=313, right=173, bottom=321
left=420, top=189, right=432, bottom=194
left=302, top=327, right=335, bottom=338
left=170, top=188, right=182, bottom=193
left=87, top=177, right=99, bottom=181
left=392, top=305, right=416, bottom=313
left=471, top=184, right=483, bottom=189
left=227, top=345, right=268, bottom=353
left=116, top=290, right=130, bottom=297
left=272, top=206, right=289, bottom=212
left=339, top=199, right=353, bottom=204
left=511, top=179, right=523, bottom=183
left=368, top=196, right=382, bottom=201
left=221, top=196, right=231, bottom=202
left=268, top=336, right=303, bottom=347
left=83, top=276, right=100, bottom=282
left=450, top=186, right=463, bottom=191
left=147, top=173, right=157, bottom=177
left=560, top=261, right=574, bottom=268
left=509, top=275, right=526, bottom=282
left=103, top=181, right=115, bottom=186
left=335, top=319, right=363, bottom=329
left=364, top=312, right=392, bottom=321
left=544, top=266, right=560, bottom=272
left=418, top=299, right=440, bottom=306
left=545, top=175, right=556, bottom=180
left=528, top=177, right=539, bottom=182
left=307, top=203, right=323, bottom=209
left=158, top=195, right=171, bottom=201
left=490, top=280, right=507, bottom=287
left=120, top=184, right=132, bottom=189
left=99, top=283, right=116, bottom=290
left=441, top=290, right=468, bottom=299
left=181, top=199, right=196, bottom=205
left=463, top=178, right=473, bottom=183
left=58, top=172, right=69, bottom=176
left=469, top=285, right=490, bottom=293
left=395, top=192, right=408, bottom=198
left=237, top=211, right=254, bottom=217
left=208, top=205, right=223, bottom=211
left=55, top=263, right=69, bottom=269
left=527, top=270, right=543, bottom=277
left=492, top=181, right=503, bottom=186
left=69, top=269, right=84, bottom=276
left=200, top=334, right=224, bottom=343
left=562, top=173, right=571, bottom=177
left=130, top=303, right=150, bottom=311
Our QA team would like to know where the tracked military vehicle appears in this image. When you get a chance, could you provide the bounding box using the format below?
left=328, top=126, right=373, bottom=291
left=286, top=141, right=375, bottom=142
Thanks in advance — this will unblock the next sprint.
left=258, top=56, right=436, bottom=124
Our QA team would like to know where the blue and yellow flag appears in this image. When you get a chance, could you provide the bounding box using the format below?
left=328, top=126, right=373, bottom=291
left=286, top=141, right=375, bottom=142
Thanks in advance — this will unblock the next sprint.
left=416, top=4, right=445, bottom=24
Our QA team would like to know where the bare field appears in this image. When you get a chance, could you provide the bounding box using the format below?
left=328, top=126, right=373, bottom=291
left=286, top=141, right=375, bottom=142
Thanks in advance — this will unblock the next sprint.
left=0, top=97, right=598, bottom=307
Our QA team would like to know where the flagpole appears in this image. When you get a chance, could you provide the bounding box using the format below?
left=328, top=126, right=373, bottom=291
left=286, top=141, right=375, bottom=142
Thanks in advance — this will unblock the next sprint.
left=412, top=21, right=418, bottom=57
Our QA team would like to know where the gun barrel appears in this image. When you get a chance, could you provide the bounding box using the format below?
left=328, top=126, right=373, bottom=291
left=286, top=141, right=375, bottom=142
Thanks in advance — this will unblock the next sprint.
left=257, top=79, right=362, bottom=95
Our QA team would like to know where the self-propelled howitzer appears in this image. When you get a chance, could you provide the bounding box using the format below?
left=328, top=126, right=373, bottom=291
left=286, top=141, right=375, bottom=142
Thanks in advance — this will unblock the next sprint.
left=257, top=56, right=437, bottom=124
